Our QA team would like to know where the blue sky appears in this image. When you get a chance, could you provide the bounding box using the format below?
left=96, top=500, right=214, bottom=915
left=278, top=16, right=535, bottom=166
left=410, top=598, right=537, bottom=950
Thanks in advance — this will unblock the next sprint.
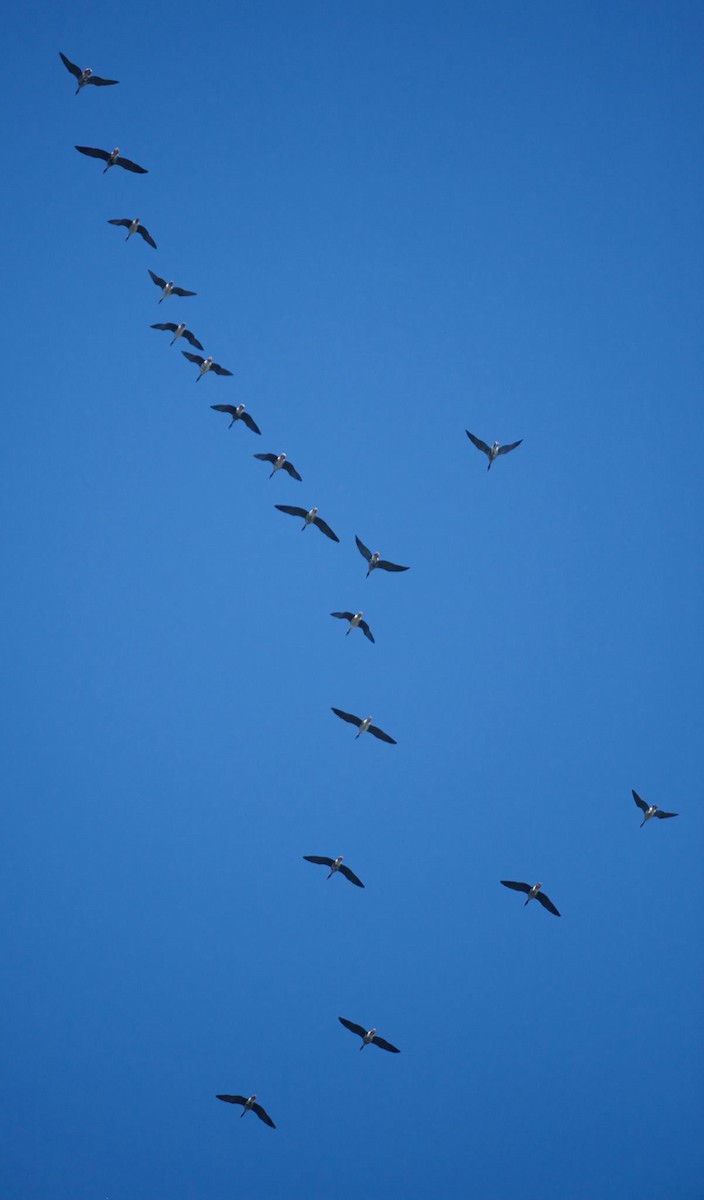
left=1, top=2, right=702, bottom=1197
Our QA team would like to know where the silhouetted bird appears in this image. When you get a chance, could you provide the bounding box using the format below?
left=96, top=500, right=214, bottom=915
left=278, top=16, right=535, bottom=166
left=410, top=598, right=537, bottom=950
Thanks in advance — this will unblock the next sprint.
left=500, top=880, right=560, bottom=916
left=151, top=322, right=203, bottom=350
left=330, top=611, right=374, bottom=642
left=466, top=430, right=522, bottom=470
left=60, top=52, right=118, bottom=94
left=632, top=789, right=678, bottom=828
left=211, top=404, right=261, bottom=434
left=108, top=217, right=156, bottom=248
left=75, top=145, right=147, bottom=174
left=275, top=505, right=339, bottom=541
left=331, top=708, right=395, bottom=743
left=303, top=855, right=364, bottom=887
left=355, top=535, right=408, bottom=578
left=338, top=1017, right=400, bottom=1052
left=182, top=352, right=232, bottom=382
left=253, top=452, right=301, bottom=481
left=148, top=269, right=196, bottom=302
left=215, top=1094, right=275, bottom=1128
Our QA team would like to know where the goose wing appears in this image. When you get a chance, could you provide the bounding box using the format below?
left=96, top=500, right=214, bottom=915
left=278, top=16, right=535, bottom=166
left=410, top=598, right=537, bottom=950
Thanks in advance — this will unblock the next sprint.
left=170, top=285, right=196, bottom=297
left=376, top=559, right=408, bottom=572
left=182, top=351, right=204, bottom=366
left=251, top=1102, right=275, bottom=1128
left=358, top=619, right=375, bottom=643
left=136, top=224, right=157, bottom=248
left=372, top=1035, right=400, bottom=1053
left=151, top=322, right=177, bottom=333
left=148, top=269, right=167, bottom=290
left=303, top=855, right=335, bottom=868
left=210, top=361, right=233, bottom=376
left=114, top=155, right=148, bottom=174
left=238, top=410, right=260, bottom=434
left=86, top=73, right=118, bottom=87
left=535, top=891, right=561, bottom=916
left=60, top=52, right=82, bottom=79
left=211, top=405, right=237, bottom=417
left=330, top=612, right=355, bottom=621
left=355, top=535, right=372, bottom=562
left=313, top=516, right=339, bottom=542
left=339, top=1017, right=367, bottom=1039
left=632, top=789, right=649, bottom=814
left=497, top=438, right=523, bottom=456
left=216, top=1094, right=247, bottom=1108
left=466, top=430, right=491, bottom=456
left=331, top=707, right=362, bottom=728
left=75, top=144, right=110, bottom=162
left=368, top=723, right=396, bottom=744
left=281, top=460, right=302, bottom=481
left=108, top=218, right=131, bottom=229
left=181, top=328, right=204, bottom=350
left=275, top=505, right=307, bottom=519
left=500, top=880, right=532, bottom=894
left=654, top=809, right=678, bottom=820
left=254, top=453, right=277, bottom=465
left=339, top=864, right=364, bottom=888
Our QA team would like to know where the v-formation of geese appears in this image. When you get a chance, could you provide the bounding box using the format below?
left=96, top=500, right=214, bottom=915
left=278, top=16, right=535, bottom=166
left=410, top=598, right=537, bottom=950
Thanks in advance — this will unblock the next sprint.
left=62, top=48, right=681, bottom=1133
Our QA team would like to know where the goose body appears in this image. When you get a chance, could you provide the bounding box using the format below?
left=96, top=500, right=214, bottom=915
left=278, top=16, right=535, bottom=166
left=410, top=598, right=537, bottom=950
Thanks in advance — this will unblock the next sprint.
left=466, top=430, right=522, bottom=470
left=355, top=535, right=408, bottom=578
left=182, top=352, right=233, bottom=381
left=216, top=1094, right=275, bottom=1128
left=500, top=880, right=560, bottom=916
left=275, top=505, right=339, bottom=541
left=108, top=217, right=156, bottom=248
left=148, top=269, right=196, bottom=302
left=338, top=1017, right=400, bottom=1053
left=211, top=404, right=261, bottom=434
left=330, top=611, right=374, bottom=642
left=303, top=855, right=364, bottom=887
left=151, top=322, right=203, bottom=350
left=331, top=707, right=395, bottom=743
left=632, top=789, right=678, bottom=828
left=253, top=452, right=302, bottom=481
left=60, top=52, right=118, bottom=94
left=75, top=145, right=147, bottom=174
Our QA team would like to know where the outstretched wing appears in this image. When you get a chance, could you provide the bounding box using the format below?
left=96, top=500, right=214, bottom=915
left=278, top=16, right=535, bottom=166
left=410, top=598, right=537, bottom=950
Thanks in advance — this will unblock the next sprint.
left=632, top=790, right=649, bottom=814
left=75, top=144, right=110, bottom=162
left=536, top=891, right=561, bottom=917
left=275, top=504, right=307, bottom=519
left=254, top=453, right=277, bottom=465
left=240, top=411, right=261, bottom=434
left=210, top=362, right=233, bottom=376
left=182, top=351, right=204, bottom=366
left=303, top=855, right=334, bottom=868
left=331, top=707, right=362, bottom=728
left=376, top=559, right=408, bottom=573
left=359, top=619, right=375, bottom=644
left=282, top=461, right=302, bottom=481
left=211, top=405, right=237, bottom=417
left=182, top=328, right=204, bottom=350
left=115, top=155, right=148, bottom=174
left=466, top=430, right=490, bottom=456
left=216, top=1094, right=247, bottom=1107
left=251, top=1102, right=275, bottom=1129
left=148, top=268, right=167, bottom=290
left=107, top=218, right=131, bottom=229
left=86, top=74, right=119, bottom=87
left=330, top=612, right=355, bottom=621
left=368, top=724, right=396, bottom=744
left=60, top=52, right=82, bottom=79
left=170, top=285, right=196, bottom=297
left=497, top=439, right=523, bottom=456
left=151, top=322, right=177, bottom=333
left=314, top=516, right=339, bottom=542
left=137, top=224, right=157, bottom=248
left=654, top=809, right=678, bottom=820
left=372, top=1035, right=400, bottom=1053
left=339, top=1017, right=367, bottom=1039
left=500, top=880, right=531, bottom=894
left=339, top=864, right=365, bottom=888
left=355, top=535, right=372, bottom=562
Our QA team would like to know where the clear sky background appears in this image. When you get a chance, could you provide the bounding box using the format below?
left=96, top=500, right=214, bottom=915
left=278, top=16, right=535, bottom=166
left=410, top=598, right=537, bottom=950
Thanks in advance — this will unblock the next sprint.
left=1, top=2, right=702, bottom=1198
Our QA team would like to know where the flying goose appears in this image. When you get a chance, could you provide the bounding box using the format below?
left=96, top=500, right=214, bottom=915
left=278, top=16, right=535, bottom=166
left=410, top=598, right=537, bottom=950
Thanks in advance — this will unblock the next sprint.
left=151, top=322, right=203, bottom=350
left=466, top=430, right=522, bottom=470
left=253, top=452, right=302, bottom=481
left=108, top=217, right=156, bottom=248
left=500, top=880, right=560, bottom=916
left=275, top=505, right=339, bottom=541
left=632, top=789, right=678, bottom=828
left=182, top=352, right=233, bottom=381
left=75, top=145, right=147, bottom=174
left=338, top=1018, right=400, bottom=1053
left=211, top=404, right=261, bottom=434
left=215, top=1094, right=275, bottom=1128
left=330, top=611, right=374, bottom=642
left=331, top=707, right=395, bottom=743
left=148, top=269, right=196, bottom=302
left=355, top=535, right=408, bottom=578
left=60, top=52, right=118, bottom=94
left=303, top=855, right=364, bottom=887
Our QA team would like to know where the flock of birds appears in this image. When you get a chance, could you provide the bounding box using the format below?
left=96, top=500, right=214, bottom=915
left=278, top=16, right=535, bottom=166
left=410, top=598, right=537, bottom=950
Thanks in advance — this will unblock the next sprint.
left=61, top=49, right=680, bottom=1133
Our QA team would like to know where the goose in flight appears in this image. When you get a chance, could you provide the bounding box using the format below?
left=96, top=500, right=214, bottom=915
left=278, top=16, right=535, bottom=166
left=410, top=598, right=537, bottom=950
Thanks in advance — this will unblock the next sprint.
left=338, top=1018, right=400, bottom=1053
left=632, top=789, right=678, bottom=828
left=148, top=269, right=196, bottom=302
left=254, top=452, right=302, bottom=481
left=355, top=535, right=408, bottom=578
left=330, top=611, right=374, bottom=643
left=466, top=430, right=522, bottom=470
left=331, top=707, right=396, bottom=743
left=60, top=52, right=118, bottom=94
left=500, top=880, right=560, bottom=916
left=107, top=217, right=156, bottom=248
left=182, top=352, right=233, bottom=381
left=151, top=322, right=203, bottom=350
left=303, top=855, right=364, bottom=887
left=211, top=404, right=261, bottom=434
left=275, top=505, right=339, bottom=541
left=215, top=1094, right=275, bottom=1128
left=75, top=145, right=147, bottom=174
